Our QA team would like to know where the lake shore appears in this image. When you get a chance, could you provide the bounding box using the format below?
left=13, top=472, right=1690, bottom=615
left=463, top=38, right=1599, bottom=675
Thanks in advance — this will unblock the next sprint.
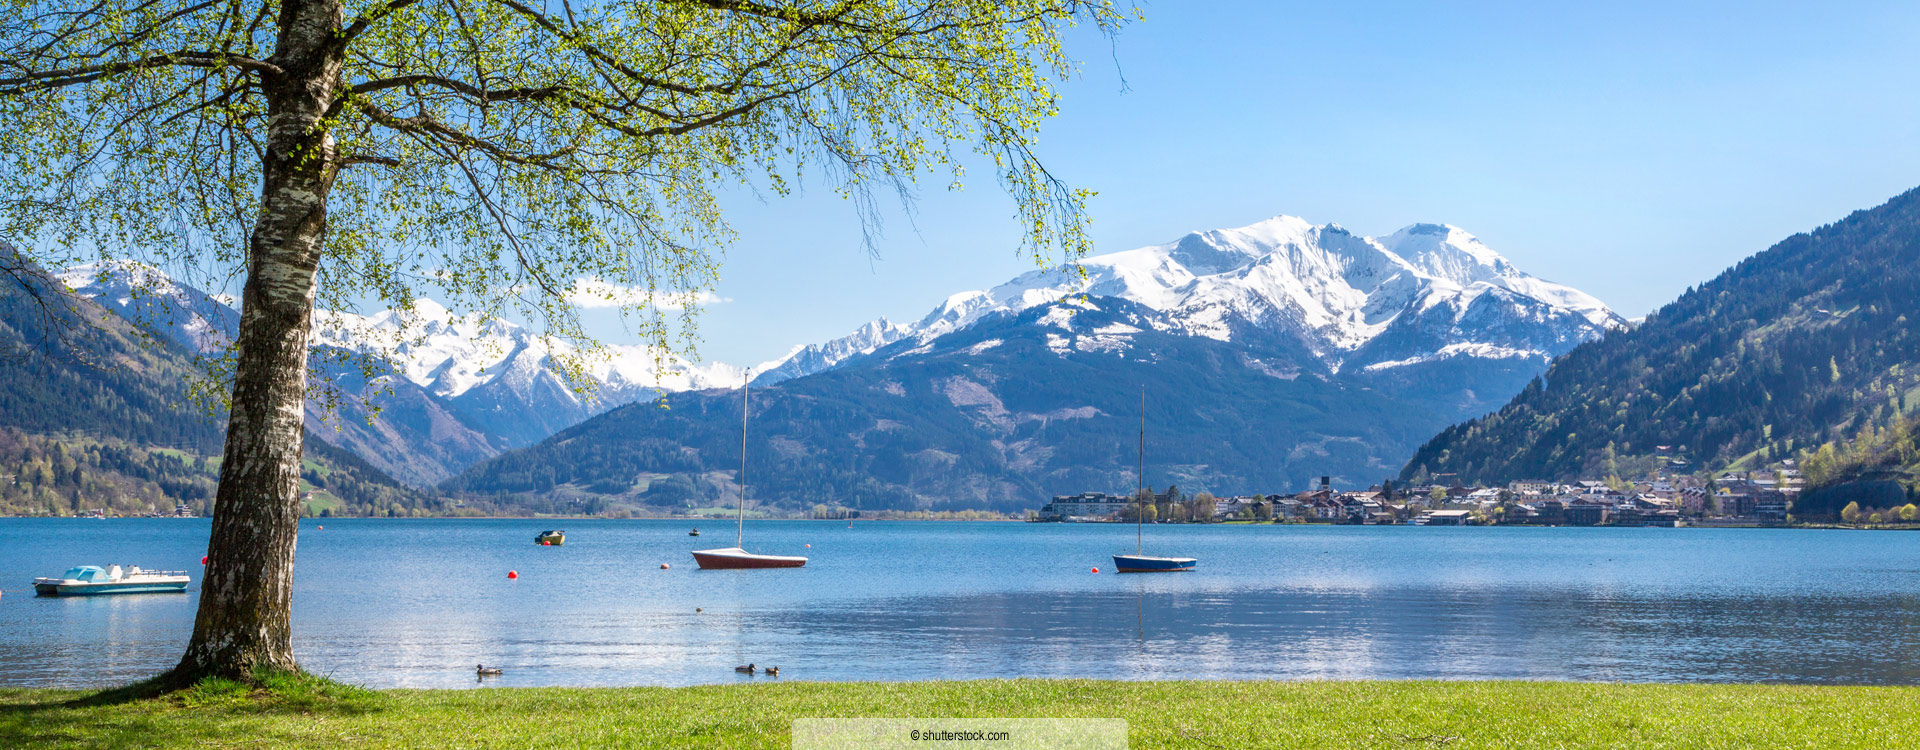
left=4, top=678, right=1915, bottom=749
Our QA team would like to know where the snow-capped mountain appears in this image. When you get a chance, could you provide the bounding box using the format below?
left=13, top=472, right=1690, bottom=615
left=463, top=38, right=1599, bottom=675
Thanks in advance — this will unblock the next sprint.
left=56, top=261, right=241, bottom=353
left=57, top=262, right=743, bottom=485
left=444, top=215, right=1626, bottom=511
left=755, top=216, right=1621, bottom=384
left=752, top=318, right=910, bottom=384
left=312, top=300, right=743, bottom=402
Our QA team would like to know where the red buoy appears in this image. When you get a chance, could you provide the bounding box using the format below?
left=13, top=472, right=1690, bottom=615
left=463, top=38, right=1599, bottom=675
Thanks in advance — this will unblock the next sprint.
left=541, top=541, right=550, bottom=546
left=660, top=563, right=670, bottom=569
left=507, top=570, right=518, bottom=579
left=805, top=544, right=811, bottom=548
left=201, top=556, right=208, bottom=565
left=1091, top=567, right=1099, bottom=574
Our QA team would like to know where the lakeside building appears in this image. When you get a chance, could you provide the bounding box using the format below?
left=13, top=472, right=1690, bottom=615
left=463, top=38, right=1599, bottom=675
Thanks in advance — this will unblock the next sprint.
left=1424, top=510, right=1472, bottom=526
left=1039, top=492, right=1131, bottom=521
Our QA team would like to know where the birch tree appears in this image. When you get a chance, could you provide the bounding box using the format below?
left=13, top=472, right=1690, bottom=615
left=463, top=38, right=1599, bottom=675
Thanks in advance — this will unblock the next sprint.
left=0, top=0, right=1123, bottom=685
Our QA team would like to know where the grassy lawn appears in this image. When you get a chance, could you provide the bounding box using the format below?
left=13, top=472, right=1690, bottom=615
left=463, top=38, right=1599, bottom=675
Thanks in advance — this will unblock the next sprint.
left=2, top=677, right=1915, bottom=749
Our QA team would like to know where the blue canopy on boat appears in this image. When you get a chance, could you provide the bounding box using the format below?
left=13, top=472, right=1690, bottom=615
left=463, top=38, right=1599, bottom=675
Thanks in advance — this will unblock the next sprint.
left=63, top=566, right=108, bottom=582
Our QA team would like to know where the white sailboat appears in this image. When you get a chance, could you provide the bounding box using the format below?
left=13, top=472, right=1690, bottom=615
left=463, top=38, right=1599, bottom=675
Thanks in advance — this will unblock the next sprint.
left=693, top=373, right=807, bottom=570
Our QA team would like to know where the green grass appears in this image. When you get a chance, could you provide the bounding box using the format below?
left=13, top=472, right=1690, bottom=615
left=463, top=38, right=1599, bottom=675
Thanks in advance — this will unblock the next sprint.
left=3, top=678, right=1917, bottom=749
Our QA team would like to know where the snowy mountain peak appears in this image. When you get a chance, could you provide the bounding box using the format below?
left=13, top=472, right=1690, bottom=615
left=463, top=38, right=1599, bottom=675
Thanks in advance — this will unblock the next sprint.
left=60, top=264, right=742, bottom=402
left=1379, top=223, right=1517, bottom=285
left=754, top=214, right=1623, bottom=383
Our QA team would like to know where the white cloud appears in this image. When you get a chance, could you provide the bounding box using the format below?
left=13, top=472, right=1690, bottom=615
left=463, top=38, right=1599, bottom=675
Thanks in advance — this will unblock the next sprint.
left=565, top=277, right=728, bottom=310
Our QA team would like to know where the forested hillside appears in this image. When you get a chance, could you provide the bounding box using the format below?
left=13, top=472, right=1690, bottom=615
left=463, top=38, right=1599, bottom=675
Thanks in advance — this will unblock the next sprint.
left=1788, top=410, right=1920, bottom=518
left=1400, top=187, right=1920, bottom=484
left=0, top=252, right=440, bottom=516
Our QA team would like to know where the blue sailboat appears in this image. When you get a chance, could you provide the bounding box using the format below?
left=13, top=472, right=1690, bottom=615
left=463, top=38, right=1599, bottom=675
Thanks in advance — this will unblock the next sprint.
left=1113, top=387, right=1196, bottom=573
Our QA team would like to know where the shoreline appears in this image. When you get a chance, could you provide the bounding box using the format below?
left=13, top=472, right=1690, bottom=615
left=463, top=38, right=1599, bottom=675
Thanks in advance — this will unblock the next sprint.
left=1, top=515, right=1910, bottom=530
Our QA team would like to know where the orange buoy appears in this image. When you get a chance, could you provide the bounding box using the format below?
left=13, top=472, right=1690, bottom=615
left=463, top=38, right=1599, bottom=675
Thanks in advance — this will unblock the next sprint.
left=317, top=525, right=323, bottom=530
left=1091, top=567, right=1099, bottom=574
left=507, top=570, right=518, bottom=579
left=660, top=563, right=670, bottom=569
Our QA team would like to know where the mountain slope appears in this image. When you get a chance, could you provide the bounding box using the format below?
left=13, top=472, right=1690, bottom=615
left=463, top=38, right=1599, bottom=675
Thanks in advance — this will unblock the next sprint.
left=1, top=251, right=430, bottom=516
left=1399, top=186, right=1920, bottom=484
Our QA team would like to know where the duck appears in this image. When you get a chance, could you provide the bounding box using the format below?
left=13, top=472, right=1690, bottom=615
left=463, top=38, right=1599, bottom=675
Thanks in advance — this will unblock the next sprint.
left=734, top=663, right=756, bottom=674
left=476, top=664, right=503, bottom=676
left=764, top=666, right=780, bottom=676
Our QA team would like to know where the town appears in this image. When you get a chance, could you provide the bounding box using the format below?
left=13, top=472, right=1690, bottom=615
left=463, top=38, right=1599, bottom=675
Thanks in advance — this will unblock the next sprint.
left=1036, top=463, right=1844, bottom=527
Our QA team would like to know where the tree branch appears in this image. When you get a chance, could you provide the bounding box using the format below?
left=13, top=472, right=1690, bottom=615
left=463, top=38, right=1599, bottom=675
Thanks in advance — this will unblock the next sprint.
left=351, top=74, right=565, bottom=102
left=0, top=50, right=281, bottom=94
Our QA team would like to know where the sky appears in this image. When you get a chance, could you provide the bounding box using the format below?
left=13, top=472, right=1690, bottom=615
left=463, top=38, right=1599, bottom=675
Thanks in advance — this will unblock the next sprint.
left=592, top=0, right=1920, bottom=368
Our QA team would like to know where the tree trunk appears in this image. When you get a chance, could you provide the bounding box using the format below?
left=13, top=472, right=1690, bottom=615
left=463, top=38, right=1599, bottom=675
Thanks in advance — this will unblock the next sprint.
left=170, top=0, right=345, bottom=684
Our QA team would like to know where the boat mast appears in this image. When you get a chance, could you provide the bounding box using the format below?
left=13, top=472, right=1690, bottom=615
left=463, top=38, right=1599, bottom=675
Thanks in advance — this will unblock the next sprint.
left=739, top=372, right=749, bottom=550
left=1137, top=385, right=1145, bottom=555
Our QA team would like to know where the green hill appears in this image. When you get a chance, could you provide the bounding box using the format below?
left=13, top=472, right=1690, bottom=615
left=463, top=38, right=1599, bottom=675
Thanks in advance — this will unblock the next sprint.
left=1400, top=186, right=1920, bottom=485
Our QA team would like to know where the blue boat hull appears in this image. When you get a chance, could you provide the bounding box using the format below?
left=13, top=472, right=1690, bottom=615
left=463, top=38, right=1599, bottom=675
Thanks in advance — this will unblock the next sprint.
left=1112, top=554, right=1197, bottom=572
left=34, top=582, right=188, bottom=596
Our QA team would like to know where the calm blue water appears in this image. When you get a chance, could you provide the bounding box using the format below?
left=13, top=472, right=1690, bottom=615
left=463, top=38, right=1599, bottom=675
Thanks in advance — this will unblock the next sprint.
left=3, top=518, right=1920, bottom=688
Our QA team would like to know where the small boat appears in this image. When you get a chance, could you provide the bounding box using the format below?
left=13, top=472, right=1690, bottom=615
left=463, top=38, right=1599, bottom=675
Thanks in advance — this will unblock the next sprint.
left=689, top=528, right=700, bottom=537
left=34, top=565, right=189, bottom=596
left=1112, top=554, right=1198, bottom=572
left=535, top=530, right=565, bottom=546
left=692, top=547, right=808, bottom=569
left=694, top=373, right=807, bottom=570
left=1113, top=386, right=1197, bottom=574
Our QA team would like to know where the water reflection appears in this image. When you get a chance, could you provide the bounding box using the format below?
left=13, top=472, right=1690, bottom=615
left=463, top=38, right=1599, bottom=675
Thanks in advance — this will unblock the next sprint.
left=5, top=519, right=1920, bottom=688
left=769, top=587, right=1920, bottom=685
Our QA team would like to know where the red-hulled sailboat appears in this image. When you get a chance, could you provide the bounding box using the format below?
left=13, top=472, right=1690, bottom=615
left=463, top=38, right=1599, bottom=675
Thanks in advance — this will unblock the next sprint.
left=693, top=373, right=808, bottom=570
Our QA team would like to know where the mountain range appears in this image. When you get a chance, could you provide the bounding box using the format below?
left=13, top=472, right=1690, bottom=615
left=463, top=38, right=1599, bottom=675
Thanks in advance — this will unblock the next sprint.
left=756, top=217, right=1620, bottom=386
left=0, top=248, right=428, bottom=517
left=444, top=217, right=1623, bottom=512
left=57, top=263, right=741, bottom=485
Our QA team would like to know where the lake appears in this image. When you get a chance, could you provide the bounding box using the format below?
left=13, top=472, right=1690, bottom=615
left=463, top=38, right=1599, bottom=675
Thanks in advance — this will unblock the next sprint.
left=3, top=518, right=1919, bottom=689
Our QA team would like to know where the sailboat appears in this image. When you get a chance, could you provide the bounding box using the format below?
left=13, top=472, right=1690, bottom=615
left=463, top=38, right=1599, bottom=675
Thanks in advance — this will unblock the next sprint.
left=1113, top=387, right=1197, bottom=573
left=692, top=373, right=808, bottom=570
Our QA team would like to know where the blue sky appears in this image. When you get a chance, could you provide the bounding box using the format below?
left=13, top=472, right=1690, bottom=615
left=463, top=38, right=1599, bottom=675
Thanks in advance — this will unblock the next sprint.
left=602, top=0, right=1920, bottom=367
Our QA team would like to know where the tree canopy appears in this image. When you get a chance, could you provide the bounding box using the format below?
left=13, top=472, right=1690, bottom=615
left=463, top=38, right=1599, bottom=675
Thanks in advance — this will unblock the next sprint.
left=2, top=0, right=1124, bottom=379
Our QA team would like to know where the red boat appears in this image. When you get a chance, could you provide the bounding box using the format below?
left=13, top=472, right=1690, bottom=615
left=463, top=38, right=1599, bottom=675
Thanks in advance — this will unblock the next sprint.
left=691, top=546, right=808, bottom=569
left=693, top=373, right=808, bottom=571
